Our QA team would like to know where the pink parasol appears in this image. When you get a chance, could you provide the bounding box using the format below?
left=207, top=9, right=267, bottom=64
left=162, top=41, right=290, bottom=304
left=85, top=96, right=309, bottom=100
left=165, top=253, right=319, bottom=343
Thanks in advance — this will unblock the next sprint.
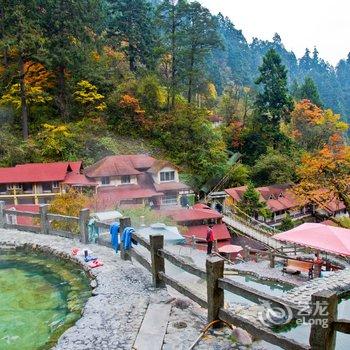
left=275, top=223, right=350, bottom=256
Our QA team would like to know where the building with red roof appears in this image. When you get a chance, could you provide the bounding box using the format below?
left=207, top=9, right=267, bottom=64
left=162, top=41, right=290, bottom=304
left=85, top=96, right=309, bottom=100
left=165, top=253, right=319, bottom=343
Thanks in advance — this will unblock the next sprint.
left=225, top=184, right=348, bottom=226
left=85, top=154, right=191, bottom=210
left=0, top=161, right=96, bottom=206
left=225, top=184, right=311, bottom=225
left=161, top=203, right=231, bottom=248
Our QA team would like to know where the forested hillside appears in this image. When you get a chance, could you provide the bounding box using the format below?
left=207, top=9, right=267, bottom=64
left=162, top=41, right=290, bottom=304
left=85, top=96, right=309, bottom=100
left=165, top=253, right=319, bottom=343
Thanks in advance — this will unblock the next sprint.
left=209, top=14, right=350, bottom=122
left=0, top=0, right=349, bottom=210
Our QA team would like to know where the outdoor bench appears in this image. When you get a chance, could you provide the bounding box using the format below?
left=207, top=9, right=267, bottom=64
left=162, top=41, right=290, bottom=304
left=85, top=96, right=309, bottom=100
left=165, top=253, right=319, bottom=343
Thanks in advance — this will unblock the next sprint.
left=282, top=259, right=313, bottom=279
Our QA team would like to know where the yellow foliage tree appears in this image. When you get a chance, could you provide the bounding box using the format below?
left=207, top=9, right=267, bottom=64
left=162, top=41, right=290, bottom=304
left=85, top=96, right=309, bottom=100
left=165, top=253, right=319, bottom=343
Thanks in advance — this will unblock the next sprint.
left=73, top=80, right=106, bottom=113
left=49, top=189, right=90, bottom=233
left=0, top=61, right=53, bottom=110
left=34, top=123, right=76, bottom=161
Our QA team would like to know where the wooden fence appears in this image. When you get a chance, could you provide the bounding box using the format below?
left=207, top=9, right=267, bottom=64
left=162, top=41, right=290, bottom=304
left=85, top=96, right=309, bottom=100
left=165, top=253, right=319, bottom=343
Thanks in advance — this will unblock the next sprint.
left=0, top=202, right=349, bottom=350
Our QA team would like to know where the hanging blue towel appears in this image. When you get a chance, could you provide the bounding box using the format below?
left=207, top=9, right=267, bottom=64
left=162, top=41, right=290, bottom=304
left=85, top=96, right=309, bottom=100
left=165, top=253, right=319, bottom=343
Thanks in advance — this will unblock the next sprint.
left=110, top=222, right=120, bottom=252
left=122, top=227, right=136, bottom=250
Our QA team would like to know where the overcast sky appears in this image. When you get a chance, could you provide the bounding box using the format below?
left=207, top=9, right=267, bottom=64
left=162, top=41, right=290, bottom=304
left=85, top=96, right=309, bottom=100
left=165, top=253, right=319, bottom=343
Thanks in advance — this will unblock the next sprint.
left=198, top=0, right=349, bottom=66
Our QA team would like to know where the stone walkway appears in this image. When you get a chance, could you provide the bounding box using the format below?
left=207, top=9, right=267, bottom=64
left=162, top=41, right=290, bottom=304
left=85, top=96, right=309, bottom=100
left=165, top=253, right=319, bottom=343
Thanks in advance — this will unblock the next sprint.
left=283, top=268, right=350, bottom=308
left=0, top=228, right=272, bottom=350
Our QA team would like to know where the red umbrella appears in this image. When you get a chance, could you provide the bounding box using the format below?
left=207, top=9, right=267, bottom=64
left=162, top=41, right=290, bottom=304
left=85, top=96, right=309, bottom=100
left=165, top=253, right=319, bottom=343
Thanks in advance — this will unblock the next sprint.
left=275, top=223, right=350, bottom=256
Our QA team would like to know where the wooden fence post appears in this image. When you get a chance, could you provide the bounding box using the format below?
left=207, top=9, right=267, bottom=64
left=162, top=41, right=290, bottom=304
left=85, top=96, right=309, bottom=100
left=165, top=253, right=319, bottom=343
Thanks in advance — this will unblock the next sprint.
left=150, top=234, right=165, bottom=288
left=79, top=208, right=90, bottom=244
left=309, top=290, right=338, bottom=350
left=244, top=245, right=250, bottom=260
left=269, top=252, right=275, bottom=268
left=0, top=201, right=5, bottom=228
left=39, top=204, right=49, bottom=235
left=206, top=256, right=224, bottom=324
left=119, top=217, right=132, bottom=261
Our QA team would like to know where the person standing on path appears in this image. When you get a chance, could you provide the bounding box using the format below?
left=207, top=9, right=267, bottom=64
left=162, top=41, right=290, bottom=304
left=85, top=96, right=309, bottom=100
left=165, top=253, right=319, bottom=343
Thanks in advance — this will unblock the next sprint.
left=206, top=224, right=215, bottom=255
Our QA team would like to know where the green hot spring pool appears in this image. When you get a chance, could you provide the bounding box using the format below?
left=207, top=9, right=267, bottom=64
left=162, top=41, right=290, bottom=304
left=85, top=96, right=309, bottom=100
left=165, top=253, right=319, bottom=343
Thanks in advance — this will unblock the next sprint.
left=0, top=249, right=91, bottom=350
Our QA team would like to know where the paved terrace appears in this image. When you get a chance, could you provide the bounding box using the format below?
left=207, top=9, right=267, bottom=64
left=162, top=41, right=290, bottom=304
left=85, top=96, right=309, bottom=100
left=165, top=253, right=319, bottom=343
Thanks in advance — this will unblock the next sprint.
left=0, top=228, right=272, bottom=350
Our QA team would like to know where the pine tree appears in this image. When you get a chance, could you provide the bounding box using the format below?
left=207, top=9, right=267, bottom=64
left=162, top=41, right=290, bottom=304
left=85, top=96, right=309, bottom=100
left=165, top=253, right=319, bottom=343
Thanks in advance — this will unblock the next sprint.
left=0, top=1, right=45, bottom=139
left=280, top=214, right=295, bottom=231
left=40, top=0, right=103, bottom=119
left=106, top=0, right=156, bottom=72
left=254, top=49, right=293, bottom=147
left=296, top=77, right=323, bottom=107
left=181, top=2, right=221, bottom=103
left=156, top=0, right=188, bottom=109
left=237, top=182, right=271, bottom=219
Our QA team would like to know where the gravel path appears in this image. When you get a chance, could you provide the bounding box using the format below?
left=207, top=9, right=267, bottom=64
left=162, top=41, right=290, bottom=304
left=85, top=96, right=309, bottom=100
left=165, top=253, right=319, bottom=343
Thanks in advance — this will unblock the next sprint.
left=0, top=228, right=275, bottom=350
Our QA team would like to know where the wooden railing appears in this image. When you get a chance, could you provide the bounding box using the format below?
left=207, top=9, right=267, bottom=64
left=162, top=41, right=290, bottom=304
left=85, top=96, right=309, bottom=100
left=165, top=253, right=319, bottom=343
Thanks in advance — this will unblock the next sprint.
left=1, top=202, right=349, bottom=350
left=0, top=203, right=90, bottom=243
left=119, top=232, right=350, bottom=350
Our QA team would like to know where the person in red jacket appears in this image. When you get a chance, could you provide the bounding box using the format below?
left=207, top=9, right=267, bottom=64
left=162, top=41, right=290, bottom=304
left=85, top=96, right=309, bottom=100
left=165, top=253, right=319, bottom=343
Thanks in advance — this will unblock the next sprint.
left=206, top=224, right=215, bottom=255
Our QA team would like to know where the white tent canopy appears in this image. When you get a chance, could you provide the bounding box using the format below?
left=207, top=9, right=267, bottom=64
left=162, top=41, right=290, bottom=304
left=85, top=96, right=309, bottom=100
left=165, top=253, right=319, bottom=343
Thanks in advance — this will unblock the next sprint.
left=138, top=223, right=186, bottom=245
left=92, top=210, right=123, bottom=222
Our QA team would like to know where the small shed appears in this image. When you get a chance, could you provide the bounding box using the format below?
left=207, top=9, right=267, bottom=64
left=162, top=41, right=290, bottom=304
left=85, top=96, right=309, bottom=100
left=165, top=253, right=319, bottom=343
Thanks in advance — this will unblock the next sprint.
left=138, top=223, right=186, bottom=245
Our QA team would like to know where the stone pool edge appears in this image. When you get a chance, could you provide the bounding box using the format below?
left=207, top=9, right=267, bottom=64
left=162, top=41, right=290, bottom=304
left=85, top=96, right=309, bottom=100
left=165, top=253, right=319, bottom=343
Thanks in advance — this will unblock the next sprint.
left=0, top=237, right=114, bottom=349
left=0, top=241, right=98, bottom=288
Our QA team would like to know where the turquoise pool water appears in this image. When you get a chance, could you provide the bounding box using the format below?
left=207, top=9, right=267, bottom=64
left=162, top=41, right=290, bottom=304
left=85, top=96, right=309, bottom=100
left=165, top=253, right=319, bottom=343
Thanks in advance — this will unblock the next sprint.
left=225, top=273, right=294, bottom=306
left=275, top=295, right=350, bottom=350
left=0, top=249, right=91, bottom=350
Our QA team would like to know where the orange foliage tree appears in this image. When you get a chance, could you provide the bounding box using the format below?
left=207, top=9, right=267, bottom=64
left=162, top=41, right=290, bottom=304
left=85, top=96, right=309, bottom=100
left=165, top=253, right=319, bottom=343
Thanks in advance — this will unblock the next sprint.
left=290, top=99, right=348, bottom=151
left=118, top=94, right=153, bottom=131
left=294, top=135, right=350, bottom=213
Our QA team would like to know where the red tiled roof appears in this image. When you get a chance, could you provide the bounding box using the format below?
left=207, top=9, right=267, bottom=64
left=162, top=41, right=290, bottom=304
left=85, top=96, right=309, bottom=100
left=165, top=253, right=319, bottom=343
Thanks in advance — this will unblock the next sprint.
left=184, top=223, right=231, bottom=241
left=85, top=154, right=156, bottom=178
left=99, top=186, right=163, bottom=200
left=193, top=203, right=211, bottom=210
left=63, top=172, right=98, bottom=186
left=94, top=173, right=163, bottom=210
left=162, top=207, right=222, bottom=223
left=225, top=184, right=299, bottom=213
left=323, top=198, right=346, bottom=213
left=0, top=162, right=82, bottom=184
left=154, top=182, right=190, bottom=192
left=225, top=186, right=246, bottom=202
left=321, top=220, right=340, bottom=227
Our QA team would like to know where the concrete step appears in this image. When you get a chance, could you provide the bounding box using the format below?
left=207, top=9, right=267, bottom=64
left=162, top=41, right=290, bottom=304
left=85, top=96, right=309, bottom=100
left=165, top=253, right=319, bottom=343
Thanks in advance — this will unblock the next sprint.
left=133, top=303, right=171, bottom=350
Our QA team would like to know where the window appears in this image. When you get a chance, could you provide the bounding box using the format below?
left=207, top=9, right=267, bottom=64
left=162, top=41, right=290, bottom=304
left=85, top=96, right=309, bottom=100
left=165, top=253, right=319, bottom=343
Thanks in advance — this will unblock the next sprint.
left=0, top=184, right=6, bottom=193
left=121, top=175, right=131, bottom=184
left=160, top=171, right=175, bottom=182
left=101, top=177, right=110, bottom=185
left=22, top=183, right=33, bottom=193
left=42, top=182, right=52, bottom=193
left=7, top=184, right=22, bottom=190
left=52, top=181, right=59, bottom=189
left=161, top=195, right=178, bottom=205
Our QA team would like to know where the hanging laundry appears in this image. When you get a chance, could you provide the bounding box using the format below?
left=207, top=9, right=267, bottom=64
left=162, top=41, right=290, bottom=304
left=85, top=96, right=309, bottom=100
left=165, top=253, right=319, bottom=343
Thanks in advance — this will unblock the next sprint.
left=110, top=222, right=120, bottom=252
left=122, top=227, right=137, bottom=250
left=88, top=218, right=99, bottom=243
